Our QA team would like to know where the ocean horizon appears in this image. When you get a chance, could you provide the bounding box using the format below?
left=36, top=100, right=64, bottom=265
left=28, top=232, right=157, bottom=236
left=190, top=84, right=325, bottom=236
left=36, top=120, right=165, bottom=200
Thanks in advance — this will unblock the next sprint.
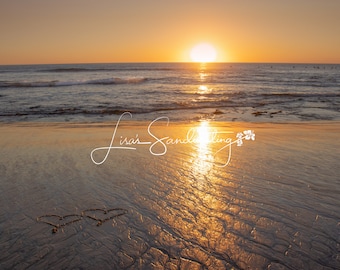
left=1, top=62, right=339, bottom=123
left=1, top=62, right=339, bottom=269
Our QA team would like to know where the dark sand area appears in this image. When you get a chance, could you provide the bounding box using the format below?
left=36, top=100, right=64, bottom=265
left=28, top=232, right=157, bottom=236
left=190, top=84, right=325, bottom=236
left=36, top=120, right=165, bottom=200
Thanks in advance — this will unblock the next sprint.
left=0, top=121, right=339, bottom=269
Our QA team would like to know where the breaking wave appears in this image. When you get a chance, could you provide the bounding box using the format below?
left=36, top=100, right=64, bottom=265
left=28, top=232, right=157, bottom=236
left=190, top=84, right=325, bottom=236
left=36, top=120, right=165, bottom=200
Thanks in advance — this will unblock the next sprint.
left=0, top=77, right=147, bottom=88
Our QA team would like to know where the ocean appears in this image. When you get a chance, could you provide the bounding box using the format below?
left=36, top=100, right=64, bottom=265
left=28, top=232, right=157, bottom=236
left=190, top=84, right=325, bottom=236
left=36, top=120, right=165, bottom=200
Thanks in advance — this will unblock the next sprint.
left=0, top=62, right=339, bottom=122
left=1, top=63, right=340, bottom=269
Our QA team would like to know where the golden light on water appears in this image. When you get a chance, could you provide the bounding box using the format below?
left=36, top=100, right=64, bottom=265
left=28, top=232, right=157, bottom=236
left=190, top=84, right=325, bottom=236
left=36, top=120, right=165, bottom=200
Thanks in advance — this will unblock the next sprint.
left=197, top=63, right=212, bottom=95
left=197, top=85, right=212, bottom=95
left=199, top=72, right=207, bottom=81
left=198, top=85, right=208, bottom=91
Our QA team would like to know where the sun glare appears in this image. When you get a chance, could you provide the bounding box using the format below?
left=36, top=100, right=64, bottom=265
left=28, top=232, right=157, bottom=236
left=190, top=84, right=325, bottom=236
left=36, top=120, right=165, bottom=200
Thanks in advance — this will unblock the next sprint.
left=190, top=43, right=217, bottom=63
left=197, top=121, right=210, bottom=147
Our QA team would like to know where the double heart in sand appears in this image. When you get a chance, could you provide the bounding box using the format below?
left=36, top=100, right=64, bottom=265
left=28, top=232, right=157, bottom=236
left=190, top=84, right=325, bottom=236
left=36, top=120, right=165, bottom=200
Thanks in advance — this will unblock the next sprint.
left=37, top=208, right=128, bottom=234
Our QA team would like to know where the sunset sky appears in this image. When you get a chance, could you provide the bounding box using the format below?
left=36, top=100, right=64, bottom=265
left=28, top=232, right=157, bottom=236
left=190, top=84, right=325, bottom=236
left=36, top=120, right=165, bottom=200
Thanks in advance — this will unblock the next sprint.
left=1, top=0, right=340, bottom=65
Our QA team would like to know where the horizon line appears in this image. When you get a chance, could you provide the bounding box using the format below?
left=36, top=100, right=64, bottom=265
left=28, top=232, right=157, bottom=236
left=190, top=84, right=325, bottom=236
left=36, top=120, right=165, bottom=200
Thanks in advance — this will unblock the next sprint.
left=1, top=61, right=340, bottom=66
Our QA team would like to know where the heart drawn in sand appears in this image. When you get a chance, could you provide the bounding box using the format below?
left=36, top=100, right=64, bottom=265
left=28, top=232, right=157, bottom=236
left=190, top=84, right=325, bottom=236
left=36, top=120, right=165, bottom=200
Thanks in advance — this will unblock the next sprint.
left=82, top=208, right=128, bottom=226
left=37, top=207, right=128, bottom=233
left=37, top=214, right=83, bottom=233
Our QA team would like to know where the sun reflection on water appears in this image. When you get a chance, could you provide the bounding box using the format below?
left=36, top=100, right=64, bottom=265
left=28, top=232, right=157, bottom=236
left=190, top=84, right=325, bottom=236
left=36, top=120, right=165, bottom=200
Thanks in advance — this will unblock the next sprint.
left=198, top=85, right=208, bottom=92
left=199, top=72, right=207, bottom=81
left=197, top=85, right=212, bottom=96
left=198, top=62, right=212, bottom=83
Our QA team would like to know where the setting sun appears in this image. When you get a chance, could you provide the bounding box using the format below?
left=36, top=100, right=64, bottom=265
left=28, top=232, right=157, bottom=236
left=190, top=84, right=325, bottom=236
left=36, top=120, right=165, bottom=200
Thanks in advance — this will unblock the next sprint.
left=190, top=43, right=217, bottom=63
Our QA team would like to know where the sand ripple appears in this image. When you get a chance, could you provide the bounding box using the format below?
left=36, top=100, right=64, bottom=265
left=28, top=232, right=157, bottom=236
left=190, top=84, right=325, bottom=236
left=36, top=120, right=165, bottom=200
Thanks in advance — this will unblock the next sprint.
left=0, top=123, right=339, bottom=269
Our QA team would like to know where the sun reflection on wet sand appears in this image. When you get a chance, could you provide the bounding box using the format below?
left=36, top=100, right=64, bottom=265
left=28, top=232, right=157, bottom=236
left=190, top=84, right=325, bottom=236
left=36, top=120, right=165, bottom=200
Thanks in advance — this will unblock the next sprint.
left=192, top=121, right=214, bottom=177
left=1, top=122, right=338, bottom=269
left=123, top=122, right=339, bottom=269
left=129, top=122, right=252, bottom=268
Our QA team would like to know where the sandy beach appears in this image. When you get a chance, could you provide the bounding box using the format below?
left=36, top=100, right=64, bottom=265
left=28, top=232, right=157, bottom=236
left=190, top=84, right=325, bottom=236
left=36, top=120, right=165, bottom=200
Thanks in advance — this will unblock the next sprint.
left=0, top=120, right=339, bottom=269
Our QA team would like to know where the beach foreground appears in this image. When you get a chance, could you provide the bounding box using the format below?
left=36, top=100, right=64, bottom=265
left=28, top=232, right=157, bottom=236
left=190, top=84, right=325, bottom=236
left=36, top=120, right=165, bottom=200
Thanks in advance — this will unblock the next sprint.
left=0, top=121, right=339, bottom=269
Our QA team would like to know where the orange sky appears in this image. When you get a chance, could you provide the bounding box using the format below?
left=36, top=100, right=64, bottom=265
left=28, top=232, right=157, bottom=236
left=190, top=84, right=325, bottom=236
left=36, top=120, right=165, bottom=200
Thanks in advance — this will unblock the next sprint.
left=1, top=0, right=340, bottom=64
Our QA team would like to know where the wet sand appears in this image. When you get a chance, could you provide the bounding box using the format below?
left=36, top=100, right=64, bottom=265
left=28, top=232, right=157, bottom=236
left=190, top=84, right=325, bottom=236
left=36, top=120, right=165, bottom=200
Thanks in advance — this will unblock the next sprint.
left=0, top=121, right=339, bottom=269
